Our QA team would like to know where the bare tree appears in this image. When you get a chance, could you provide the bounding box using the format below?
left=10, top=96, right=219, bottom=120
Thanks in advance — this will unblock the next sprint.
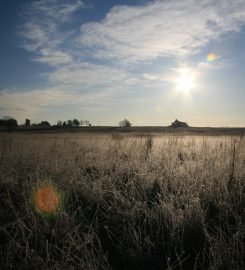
left=84, top=120, right=91, bottom=127
left=119, top=119, right=132, bottom=127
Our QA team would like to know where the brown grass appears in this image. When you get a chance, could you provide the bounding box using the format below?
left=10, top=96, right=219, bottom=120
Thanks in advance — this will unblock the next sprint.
left=0, top=133, right=244, bottom=269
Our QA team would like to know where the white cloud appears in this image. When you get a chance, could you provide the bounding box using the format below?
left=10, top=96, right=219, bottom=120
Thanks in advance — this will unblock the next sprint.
left=34, top=49, right=73, bottom=66
left=31, top=0, right=86, bottom=22
left=48, top=62, right=132, bottom=87
left=79, top=0, right=245, bottom=63
left=19, top=0, right=86, bottom=66
left=20, top=0, right=245, bottom=68
left=19, top=0, right=245, bottom=81
left=142, top=73, right=164, bottom=81
left=20, top=22, right=50, bottom=52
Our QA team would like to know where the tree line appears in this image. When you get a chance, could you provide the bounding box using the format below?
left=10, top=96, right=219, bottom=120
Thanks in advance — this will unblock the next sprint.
left=0, top=116, right=18, bottom=132
left=0, top=116, right=132, bottom=131
left=25, top=118, right=92, bottom=127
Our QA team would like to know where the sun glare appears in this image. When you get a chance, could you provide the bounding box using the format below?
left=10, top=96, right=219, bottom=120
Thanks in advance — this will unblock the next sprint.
left=34, top=185, right=60, bottom=214
left=176, top=69, right=195, bottom=93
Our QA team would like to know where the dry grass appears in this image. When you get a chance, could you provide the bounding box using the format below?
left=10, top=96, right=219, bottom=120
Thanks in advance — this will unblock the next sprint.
left=0, top=133, right=244, bottom=269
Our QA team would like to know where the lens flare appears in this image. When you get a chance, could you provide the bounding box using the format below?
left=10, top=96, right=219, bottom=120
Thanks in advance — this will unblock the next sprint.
left=207, top=53, right=218, bottom=62
left=34, top=185, right=60, bottom=214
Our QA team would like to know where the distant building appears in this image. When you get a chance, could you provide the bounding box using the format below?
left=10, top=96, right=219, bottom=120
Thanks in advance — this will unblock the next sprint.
left=171, top=119, right=188, bottom=128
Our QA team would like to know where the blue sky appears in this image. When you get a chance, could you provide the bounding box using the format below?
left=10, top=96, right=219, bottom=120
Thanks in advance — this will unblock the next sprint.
left=0, top=0, right=245, bottom=126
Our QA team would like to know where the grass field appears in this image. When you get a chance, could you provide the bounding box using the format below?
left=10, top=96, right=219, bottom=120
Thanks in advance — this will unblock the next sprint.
left=0, top=132, right=244, bottom=269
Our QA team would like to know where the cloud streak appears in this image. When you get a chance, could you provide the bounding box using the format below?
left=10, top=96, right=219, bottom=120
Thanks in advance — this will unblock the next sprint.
left=79, top=0, right=245, bottom=63
left=20, top=0, right=245, bottom=74
left=48, top=62, right=131, bottom=87
left=20, top=0, right=86, bottom=65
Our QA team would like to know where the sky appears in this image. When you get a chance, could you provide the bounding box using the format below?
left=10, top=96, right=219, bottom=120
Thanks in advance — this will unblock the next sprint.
left=0, top=0, right=245, bottom=127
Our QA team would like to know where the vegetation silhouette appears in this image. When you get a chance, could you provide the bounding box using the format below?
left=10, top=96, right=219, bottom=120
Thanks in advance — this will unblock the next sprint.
left=25, top=118, right=31, bottom=127
left=0, top=117, right=18, bottom=132
left=119, top=119, right=132, bottom=127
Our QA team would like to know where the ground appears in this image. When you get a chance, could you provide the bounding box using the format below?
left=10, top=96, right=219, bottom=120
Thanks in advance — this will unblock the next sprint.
left=0, top=130, right=244, bottom=269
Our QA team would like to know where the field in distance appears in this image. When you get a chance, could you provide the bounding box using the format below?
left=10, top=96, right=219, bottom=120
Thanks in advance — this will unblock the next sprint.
left=3, top=125, right=245, bottom=136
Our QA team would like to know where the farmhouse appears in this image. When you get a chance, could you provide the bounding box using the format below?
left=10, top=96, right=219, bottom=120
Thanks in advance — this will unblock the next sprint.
left=171, top=119, right=188, bottom=128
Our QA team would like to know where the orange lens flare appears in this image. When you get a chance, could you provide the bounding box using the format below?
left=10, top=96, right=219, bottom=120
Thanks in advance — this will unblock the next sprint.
left=207, top=53, right=218, bottom=62
left=35, top=186, right=59, bottom=213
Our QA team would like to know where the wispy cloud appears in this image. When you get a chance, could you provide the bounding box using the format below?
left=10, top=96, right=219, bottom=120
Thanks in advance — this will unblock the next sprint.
left=31, top=0, right=86, bottom=22
left=19, top=0, right=245, bottom=76
left=79, top=0, right=245, bottom=63
left=48, top=62, right=132, bottom=87
left=19, top=0, right=86, bottom=65
left=34, top=49, right=73, bottom=66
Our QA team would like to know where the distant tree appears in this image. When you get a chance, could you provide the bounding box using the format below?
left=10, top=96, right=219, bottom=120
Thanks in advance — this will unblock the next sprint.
left=67, top=120, right=73, bottom=127
left=80, top=120, right=84, bottom=126
left=0, top=117, right=18, bottom=132
left=73, top=119, right=80, bottom=126
left=38, top=121, right=50, bottom=127
left=57, top=121, right=62, bottom=126
left=62, top=121, right=67, bottom=127
left=84, top=120, right=91, bottom=127
left=25, top=118, right=31, bottom=127
left=7, top=119, right=18, bottom=132
left=0, top=119, right=5, bottom=126
left=119, top=119, right=132, bottom=127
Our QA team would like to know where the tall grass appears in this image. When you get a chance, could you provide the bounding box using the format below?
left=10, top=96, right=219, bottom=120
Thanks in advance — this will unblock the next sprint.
left=0, top=133, right=244, bottom=269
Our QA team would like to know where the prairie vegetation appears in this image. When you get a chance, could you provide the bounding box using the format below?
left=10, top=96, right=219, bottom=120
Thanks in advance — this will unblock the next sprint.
left=0, top=133, right=244, bottom=269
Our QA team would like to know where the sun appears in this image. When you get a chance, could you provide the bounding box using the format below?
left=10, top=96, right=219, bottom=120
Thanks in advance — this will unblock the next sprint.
left=176, top=68, right=195, bottom=93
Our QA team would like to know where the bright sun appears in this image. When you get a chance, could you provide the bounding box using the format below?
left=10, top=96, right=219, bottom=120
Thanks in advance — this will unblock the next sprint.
left=176, top=68, right=195, bottom=93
